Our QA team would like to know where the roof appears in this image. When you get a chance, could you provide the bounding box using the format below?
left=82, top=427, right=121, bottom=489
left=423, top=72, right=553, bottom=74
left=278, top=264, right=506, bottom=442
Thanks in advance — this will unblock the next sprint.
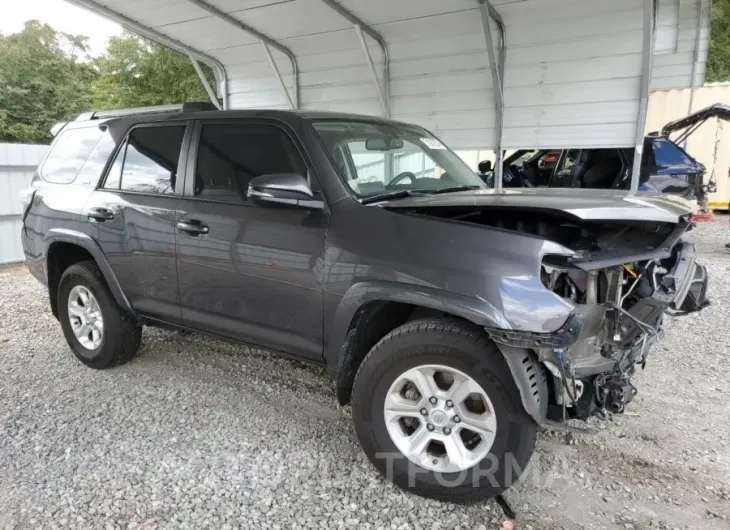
left=67, top=107, right=425, bottom=130
left=66, top=0, right=710, bottom=151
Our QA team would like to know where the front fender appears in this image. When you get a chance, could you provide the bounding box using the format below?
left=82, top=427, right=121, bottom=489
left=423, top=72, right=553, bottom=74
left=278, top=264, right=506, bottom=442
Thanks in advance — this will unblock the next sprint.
left=43, top=228, right=135, bottom=317
left=324, top=280, right=512, bottom=376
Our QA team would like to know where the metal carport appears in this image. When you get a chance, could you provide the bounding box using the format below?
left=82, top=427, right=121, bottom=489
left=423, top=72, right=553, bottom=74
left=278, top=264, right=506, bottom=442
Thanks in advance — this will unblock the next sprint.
left=65, top=0, right=710, bottom=191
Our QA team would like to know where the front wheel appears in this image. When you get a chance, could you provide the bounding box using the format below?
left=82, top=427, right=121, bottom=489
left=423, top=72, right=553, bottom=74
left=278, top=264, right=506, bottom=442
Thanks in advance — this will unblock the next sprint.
left=351, top=318, right=537, bottom=502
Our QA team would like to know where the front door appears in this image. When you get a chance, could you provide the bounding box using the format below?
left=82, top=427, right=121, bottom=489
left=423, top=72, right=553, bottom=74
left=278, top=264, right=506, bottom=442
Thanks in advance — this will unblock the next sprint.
left=175, top=120, right=328, bottom=360
left=88, top=122, right=189, bottom=322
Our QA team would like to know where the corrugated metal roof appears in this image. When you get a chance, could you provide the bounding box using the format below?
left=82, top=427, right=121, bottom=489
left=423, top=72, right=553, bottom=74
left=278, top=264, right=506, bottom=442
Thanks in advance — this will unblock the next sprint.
left=67, top=0, right=709, bottom=149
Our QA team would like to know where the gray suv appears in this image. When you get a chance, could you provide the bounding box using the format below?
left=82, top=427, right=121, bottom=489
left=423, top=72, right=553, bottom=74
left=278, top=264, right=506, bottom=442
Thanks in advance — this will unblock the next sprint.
left=22, top=103, right=709, bottom=502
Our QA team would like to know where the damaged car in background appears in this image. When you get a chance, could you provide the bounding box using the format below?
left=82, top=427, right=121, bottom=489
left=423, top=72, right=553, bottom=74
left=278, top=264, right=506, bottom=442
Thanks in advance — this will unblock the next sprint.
left=479, top=103, right=730, bottom=210
left=23, top=106, right=709, bottom=503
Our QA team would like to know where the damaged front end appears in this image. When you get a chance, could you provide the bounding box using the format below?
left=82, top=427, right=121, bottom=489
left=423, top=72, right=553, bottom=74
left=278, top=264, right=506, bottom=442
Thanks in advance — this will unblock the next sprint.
left=487, top=215, right=709, bottom=425
left=385, top=188, right=710, bottom=428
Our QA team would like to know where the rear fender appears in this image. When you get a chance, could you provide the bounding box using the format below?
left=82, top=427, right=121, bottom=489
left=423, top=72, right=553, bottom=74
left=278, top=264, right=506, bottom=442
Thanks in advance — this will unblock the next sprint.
left=43, top=228, right=135, bottom=318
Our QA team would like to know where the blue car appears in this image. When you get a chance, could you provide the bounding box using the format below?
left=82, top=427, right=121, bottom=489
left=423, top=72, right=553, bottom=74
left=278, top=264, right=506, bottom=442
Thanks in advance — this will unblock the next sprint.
left=483, top=103, right=727, bottom=202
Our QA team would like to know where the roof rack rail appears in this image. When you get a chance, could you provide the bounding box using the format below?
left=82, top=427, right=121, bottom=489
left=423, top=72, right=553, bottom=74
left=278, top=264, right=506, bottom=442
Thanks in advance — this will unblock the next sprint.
left=75, top=101, right=218, bottom=121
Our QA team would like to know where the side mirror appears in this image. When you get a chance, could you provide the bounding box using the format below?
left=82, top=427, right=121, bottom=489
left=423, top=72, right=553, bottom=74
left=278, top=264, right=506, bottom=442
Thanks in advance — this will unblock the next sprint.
left=478, top=160, right=492, bottom=174
left=247, top=173, right=323, bottom=209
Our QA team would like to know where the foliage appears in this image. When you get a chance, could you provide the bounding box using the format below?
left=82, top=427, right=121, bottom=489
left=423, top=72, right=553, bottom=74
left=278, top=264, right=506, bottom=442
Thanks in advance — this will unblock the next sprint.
left=3, top=4, right=730, bottom=143
left=707, top=0, right=730, bottom=82
left=0, top=21, right=96, bottom=143
left=0, top=25, right=216, bottom=144
left=92, top=32, right=216, bottom=111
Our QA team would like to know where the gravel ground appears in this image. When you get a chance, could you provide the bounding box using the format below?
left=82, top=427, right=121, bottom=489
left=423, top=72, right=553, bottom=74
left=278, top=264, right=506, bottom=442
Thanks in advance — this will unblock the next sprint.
left=1, top=217, right=729, bottom=530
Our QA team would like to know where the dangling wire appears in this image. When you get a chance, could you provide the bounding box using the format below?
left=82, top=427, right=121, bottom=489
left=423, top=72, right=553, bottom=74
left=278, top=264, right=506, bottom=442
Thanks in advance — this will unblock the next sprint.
left=708, top=116, right=721, bottom=192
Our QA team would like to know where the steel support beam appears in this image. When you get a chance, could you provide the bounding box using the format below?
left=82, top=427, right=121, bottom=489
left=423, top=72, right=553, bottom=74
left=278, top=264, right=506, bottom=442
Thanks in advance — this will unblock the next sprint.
left=320, top=0, right=390, bottom=116
left=477, top=0, right=506, bottom=190
left=630, top=0, right=656, bottom=193
left=189, top=54, right=222, bottom=109
left=261, top=42, right=296, bottom=109
left=353, top=24, right=388, bottom=115
left=65, top=0, right=230, bottom=110
left=185, top=0, right=299, bottom=108
left=687, top=0, right=707, bottom=119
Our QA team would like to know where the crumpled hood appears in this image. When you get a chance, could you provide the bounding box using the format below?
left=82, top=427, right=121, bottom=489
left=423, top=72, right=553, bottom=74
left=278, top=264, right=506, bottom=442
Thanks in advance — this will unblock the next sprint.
left=382, top=188, right=695, bottom=224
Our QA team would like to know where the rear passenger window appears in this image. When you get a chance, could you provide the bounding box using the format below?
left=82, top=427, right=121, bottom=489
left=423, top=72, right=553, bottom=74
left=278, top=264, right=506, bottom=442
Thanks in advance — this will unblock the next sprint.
left=652, top=139, right=693, bottom=167
left=40, top=126, right=104, bottom=184
left=116, top=126, right=185, bottom=195
left=194, top=123, right=307, bottom=202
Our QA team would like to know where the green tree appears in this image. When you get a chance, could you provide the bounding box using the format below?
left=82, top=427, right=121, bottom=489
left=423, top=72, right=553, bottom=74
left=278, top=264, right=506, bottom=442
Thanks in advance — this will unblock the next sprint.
left=707, top=0, right=730, bottom=82
left=0, top=21, right=96, bottom=143
left=92, top=32, right=216, bottom=111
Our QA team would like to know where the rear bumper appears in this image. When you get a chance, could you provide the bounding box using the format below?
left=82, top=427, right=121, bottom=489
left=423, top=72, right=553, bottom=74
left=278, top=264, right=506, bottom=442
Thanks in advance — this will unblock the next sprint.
left=25, top=255, right=46, bottom=286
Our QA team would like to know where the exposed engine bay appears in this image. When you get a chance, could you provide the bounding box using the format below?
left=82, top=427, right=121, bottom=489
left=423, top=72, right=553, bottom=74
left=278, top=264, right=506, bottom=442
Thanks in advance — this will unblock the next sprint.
left=402, top=203, right=710, bottom=425
left=538, top=243, right=708, bottom=420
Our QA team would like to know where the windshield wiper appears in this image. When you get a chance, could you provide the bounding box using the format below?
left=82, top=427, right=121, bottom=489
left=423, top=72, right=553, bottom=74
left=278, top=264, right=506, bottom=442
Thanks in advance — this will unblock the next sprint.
left=360, top=190, right=429, bottom=204
left=360, top=185, right=482, bottom=205
left=428, top=185, right=483, bottom=194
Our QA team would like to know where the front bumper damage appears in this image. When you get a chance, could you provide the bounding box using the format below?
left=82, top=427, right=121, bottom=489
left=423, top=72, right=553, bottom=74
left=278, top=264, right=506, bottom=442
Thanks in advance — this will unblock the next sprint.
left=489, top=241, right=709, bottom=429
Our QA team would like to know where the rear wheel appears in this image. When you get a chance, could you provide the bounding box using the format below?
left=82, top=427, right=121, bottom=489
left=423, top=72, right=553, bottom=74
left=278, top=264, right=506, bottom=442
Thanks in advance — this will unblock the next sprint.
left=57, top=261, right=141, bottom=369
left=351, top=318, right=537, bottom=502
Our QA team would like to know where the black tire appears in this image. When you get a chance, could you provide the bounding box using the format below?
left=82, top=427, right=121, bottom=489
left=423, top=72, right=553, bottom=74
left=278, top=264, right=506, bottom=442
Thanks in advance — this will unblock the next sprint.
left=57, top=261, right=142, bottom=369
left=351, top=318, right=537, bottom=502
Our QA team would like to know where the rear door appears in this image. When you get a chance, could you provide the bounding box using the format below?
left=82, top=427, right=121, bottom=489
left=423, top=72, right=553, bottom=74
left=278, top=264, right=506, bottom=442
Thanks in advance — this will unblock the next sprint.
left=175, top=120, right=328, bottom=360
left=88, top=121, right=190, bottom=322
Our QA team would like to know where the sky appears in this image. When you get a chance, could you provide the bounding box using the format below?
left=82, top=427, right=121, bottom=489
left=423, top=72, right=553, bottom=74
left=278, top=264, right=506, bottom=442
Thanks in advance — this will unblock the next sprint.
left=0, top=0, right=122, bottom=55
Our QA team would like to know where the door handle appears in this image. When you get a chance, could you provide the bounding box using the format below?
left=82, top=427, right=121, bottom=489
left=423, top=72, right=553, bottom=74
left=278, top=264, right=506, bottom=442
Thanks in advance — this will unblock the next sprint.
left=177, top=219, right=209, bottom=235
left=87, top=207, right=115, bottom=222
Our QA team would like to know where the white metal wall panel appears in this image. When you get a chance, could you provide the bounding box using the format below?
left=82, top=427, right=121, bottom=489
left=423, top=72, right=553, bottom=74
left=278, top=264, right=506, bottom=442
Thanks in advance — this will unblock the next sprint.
left=651, top=0, right=709, bottom=90
left=0, top=144, right=47, bottom=264
left=499, top=0, right=639, bottom=148
left=72, top=0, right=709, bottom=150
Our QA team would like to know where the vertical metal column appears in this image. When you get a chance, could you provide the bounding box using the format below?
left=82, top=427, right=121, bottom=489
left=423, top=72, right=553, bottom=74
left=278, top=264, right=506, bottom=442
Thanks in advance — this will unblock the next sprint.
left=477, top=0, right=506, bottom=190
left=687, top=0, right=707, bottom=118
left=66, top=0, right=230, bottom=110
left=261, top=42, right=296, bottom=109
left=189, top=54, right=223, bottom=109
left=320, top=0, right=390, bottom=117
left=185, top=0, right=299, bottom=108
left=354, top=24, right=388, bottom=116
left=630, top=0, right=656, bottom=193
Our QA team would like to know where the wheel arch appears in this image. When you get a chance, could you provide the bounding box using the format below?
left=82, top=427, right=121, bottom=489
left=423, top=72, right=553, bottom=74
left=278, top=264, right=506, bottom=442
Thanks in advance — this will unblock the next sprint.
left=43, top=229, right=134, bottom=320
left=325, top=281, right=511, bottom=405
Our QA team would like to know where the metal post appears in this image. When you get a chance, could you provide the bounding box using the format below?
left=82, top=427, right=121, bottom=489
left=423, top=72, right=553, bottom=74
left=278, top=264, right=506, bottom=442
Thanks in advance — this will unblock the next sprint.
left=320, top=0, right=389, bottom=116
left=687, top=0, right=707, bottom=124
left=189, top=54, right=222, bottom=109
left=184, top=0, right=299, bottom=108
left=630, top=0, right=655, bottom=193
left=478, top=0, right=505, bottom=190
left=353, top=24, right=388, bottom=116
left=261, top=42, right=296, bottom=109
left=65, top=0, right=229, bottom=110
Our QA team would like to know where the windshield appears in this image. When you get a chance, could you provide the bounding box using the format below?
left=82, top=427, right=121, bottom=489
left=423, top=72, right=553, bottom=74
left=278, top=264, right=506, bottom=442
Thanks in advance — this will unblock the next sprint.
left=312, top=120, right=485, bottom=199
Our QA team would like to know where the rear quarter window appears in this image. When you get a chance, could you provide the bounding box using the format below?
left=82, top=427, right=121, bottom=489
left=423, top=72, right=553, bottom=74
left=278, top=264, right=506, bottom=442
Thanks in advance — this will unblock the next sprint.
left=652, top=138, right=694, bottom=167
left=39, top=126, right=105, bottom=184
